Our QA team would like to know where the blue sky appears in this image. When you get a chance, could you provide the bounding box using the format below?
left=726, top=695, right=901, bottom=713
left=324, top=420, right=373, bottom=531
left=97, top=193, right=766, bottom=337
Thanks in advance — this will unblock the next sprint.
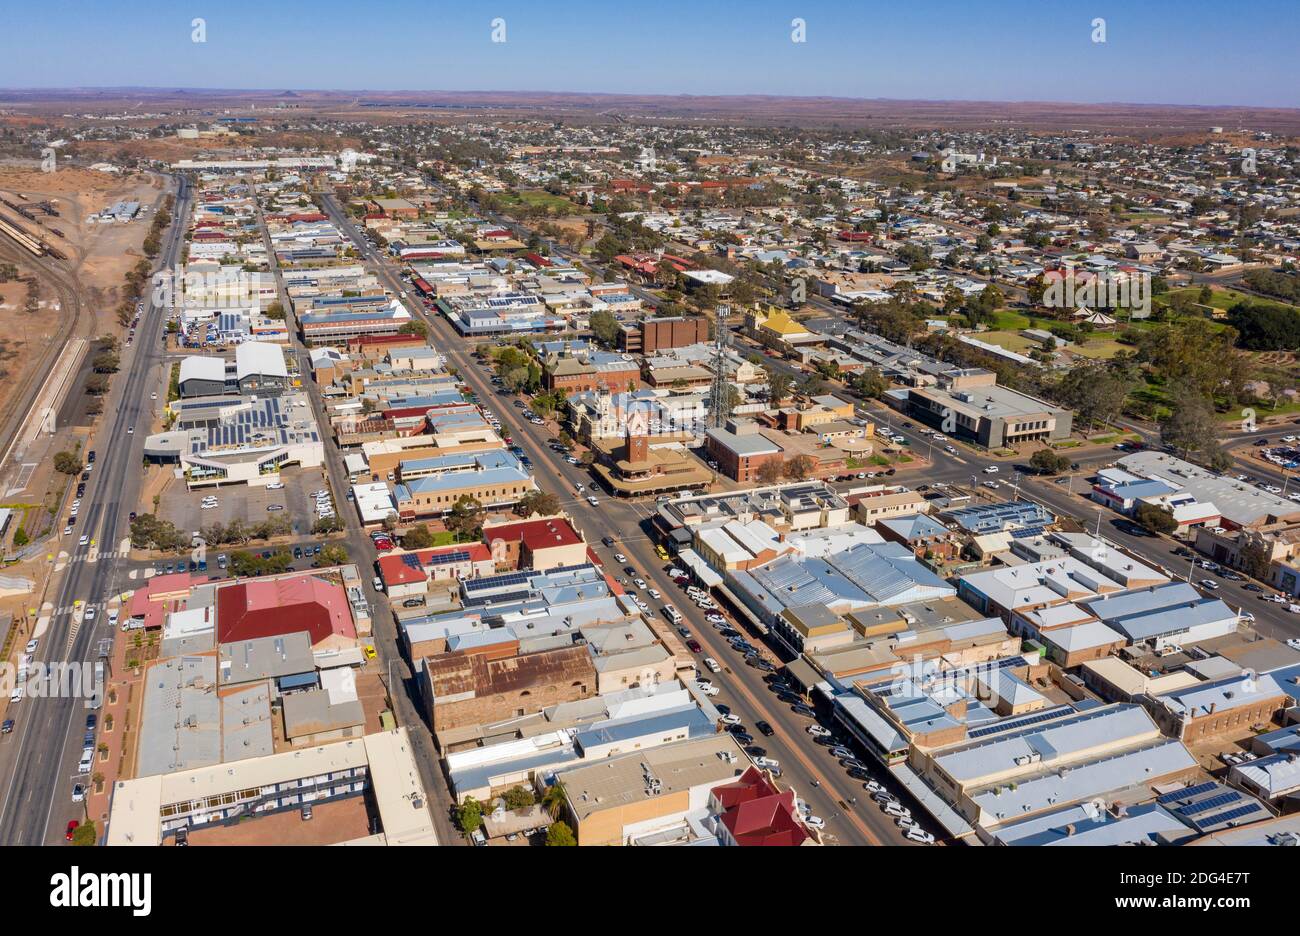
left=2, top=0, right=1297, bottom=107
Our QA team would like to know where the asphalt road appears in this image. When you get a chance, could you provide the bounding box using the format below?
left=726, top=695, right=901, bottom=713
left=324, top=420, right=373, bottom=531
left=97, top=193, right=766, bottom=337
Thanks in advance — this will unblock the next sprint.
left=0, top=175, right=190, bottom=846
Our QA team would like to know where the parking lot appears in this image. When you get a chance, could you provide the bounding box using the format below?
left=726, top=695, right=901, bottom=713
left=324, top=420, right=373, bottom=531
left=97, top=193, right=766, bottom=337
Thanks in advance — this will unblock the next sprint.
left=155, top=467, right=337, bottom=539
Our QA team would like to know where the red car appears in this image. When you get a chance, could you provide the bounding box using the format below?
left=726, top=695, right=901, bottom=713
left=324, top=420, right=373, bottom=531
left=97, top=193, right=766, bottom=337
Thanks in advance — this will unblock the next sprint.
left=373, top=539, right=394, bottom=552
left=65, top=820, right=78, bottom=842
left=686, top=640, right=702, bottom=653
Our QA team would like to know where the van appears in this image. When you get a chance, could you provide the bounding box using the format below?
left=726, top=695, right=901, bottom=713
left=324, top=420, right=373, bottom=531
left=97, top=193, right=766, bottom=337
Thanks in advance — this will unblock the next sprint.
left=663, top=605, right=682, bottom=623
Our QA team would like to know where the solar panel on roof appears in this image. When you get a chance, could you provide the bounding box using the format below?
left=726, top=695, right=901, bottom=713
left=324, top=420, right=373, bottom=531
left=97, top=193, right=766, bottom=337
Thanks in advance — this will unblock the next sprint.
left=400, top=554, right=422, bottom=571
left=1177, top=791, right=1242, bottom=817
left=967, top=705, right=1067, bottom=739
left=1158, top=781, right=1218, bottom=804
left=1199, top=803, right=1264, bottom=828
left=427, top=550, right=470, bottom=566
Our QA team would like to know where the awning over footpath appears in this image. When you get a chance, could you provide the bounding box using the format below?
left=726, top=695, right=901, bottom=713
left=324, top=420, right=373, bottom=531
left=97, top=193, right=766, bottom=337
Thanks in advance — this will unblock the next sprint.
left=678, top=548, right=723, bottom=588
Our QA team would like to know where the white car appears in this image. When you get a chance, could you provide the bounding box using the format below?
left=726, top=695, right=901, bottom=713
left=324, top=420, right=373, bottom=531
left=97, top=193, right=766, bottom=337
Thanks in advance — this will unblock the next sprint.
left=982, top=466, right=999, bottom=474
left=151, top=392, right=158, bottom=400
left=266, top=482, right=285, bottom=490
left=696, top=684, right=720, bottom=697
left=703, top=657, right=721, bottom=673
left=1287, top=638, right=1300, bottom=651
left=807, top=724, right=831, bottom=738
left=586, top=496, right=598, bottom=506
left=634, top=578, right=647, bottom=590
left=25, top=639, right=38, bottom=654
left=78, top=535, right=89, bottom=547
left=803, top=816, right=825, bottom=830
left=9, top=687, right=23, bottom=704
left=613, top=553, right=626, bottom=563
left=906, top=827, right=935, bottom=844
left=719, top=714, right=742, bottom=726
left=201, top=502, right=219, bottom=509
left=753, top=756, right=780, bottom=768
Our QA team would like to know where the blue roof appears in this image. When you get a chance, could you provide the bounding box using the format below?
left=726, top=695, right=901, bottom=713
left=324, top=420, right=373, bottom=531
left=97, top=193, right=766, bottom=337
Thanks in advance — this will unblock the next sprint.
left=574, top=706, right=713, bottom=754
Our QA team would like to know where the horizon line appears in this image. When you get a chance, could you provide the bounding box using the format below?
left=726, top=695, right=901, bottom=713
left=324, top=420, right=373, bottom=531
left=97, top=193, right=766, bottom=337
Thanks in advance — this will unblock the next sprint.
left=1, top=86, right=1298, bottom=114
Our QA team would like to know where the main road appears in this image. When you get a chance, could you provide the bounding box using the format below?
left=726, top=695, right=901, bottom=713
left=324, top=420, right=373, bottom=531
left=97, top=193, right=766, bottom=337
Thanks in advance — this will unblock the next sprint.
left=0, top=175, right=190, bottom=845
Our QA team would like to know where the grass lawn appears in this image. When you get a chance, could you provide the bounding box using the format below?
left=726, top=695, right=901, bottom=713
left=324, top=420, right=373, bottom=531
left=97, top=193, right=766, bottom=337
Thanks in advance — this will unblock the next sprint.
left=429, top=530, right=459, bottom=546
left=988, top=309, right=1033, bottom=331
left=976, top=330, right=1039, bottom=353
left=1068, top=338, right=1127, bottom=360
left=502, top=190, right=580, bottom=214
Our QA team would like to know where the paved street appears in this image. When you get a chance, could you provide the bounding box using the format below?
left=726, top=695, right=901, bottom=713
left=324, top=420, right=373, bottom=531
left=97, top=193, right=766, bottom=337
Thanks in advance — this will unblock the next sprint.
left=0, top=176, right=191, bottom=845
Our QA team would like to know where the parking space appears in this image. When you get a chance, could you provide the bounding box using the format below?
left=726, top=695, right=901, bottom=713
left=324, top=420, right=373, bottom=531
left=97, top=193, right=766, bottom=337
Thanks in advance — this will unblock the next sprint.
left=155, top=467, right=334, bottom=538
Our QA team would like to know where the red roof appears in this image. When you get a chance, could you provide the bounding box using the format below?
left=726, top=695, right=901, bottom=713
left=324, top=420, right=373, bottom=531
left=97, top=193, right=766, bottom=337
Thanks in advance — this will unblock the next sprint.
left=217, top=576, right=356, bottom=646
left=378, top=543, right=493, bottom=585
left=485, top=517, right=582, bottom=551
left=712, top=767, right=811, bottom=846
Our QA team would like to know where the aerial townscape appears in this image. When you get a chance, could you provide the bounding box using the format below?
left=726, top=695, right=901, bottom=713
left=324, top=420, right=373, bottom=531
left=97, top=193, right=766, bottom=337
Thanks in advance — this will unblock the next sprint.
left=0, top=6, right=1299, bottom=887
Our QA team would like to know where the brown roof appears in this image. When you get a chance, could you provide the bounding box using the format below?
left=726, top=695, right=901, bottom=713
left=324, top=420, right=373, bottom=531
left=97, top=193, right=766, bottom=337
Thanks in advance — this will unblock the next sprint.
left=425, top=643, right=595, bottom=698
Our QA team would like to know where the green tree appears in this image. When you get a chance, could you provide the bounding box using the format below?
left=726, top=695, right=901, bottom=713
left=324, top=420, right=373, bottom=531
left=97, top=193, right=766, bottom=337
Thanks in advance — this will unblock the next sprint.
left=1133, top=502, right=1178, bottom=535
left=503, top=786, right=535, bottom=811
left=850, top=367, right=889, bottom=399
left=1159, top=383, right=1221, bottom=462
left=53, top=451, right=83, bottom=475
left=1029, top=448, right=1072, bottom=475
left=545, top=820, right=577, bottom=846
left=446, top=495, right=484, bottom=541
left=457, top=796, right=484, bottom=834
left=515, top=490, right=560, bottom=518
left=541, top=783, right=567, bottom=820
left=313, top=544, right=349, bottom=567
left=402, top=524, right=435, bottom=549
left=70, top=821, right=97, bottom=846
left=765, top=368, right=793, bottom=405
left=589, top=308, right=620, bottom=347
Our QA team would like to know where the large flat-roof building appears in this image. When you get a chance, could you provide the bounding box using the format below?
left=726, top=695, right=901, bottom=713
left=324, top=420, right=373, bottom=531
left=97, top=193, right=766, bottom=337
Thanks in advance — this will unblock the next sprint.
left=106, top=729, right=438, bottom=846
left=906, top=372, right=1071, bottom=449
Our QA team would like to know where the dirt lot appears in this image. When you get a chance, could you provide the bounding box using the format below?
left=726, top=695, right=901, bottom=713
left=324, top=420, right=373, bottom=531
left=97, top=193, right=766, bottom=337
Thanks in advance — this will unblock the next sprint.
left=171, top=795, right=374, bottom=846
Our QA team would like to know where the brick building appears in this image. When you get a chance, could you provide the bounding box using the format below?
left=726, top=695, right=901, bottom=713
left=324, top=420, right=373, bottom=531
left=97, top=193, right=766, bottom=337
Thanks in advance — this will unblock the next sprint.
left=618, top=316, right=709, bottom=353
left=419, top=642, right=597, bottom=741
